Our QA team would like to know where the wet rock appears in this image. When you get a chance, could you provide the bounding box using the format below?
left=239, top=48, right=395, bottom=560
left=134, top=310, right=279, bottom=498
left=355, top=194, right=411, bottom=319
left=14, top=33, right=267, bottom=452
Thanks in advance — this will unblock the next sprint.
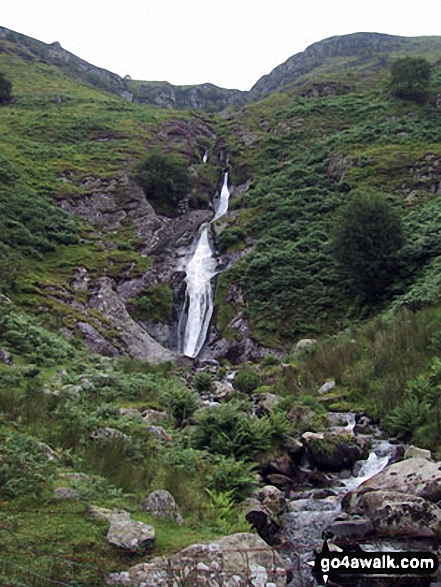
left=107, top=532, right=289, bottom=586
left=244, top=499, right=286, bottom=547
left=343, top=457, right=441, bottom=509
left=261, top=454, right=297, bottom=479
left=140, top=490, right=184, bottom=525
left=324, top=517, right=374, bottom=542
left=305, top=433, right=364, bottom=472
left=360, top=490, right=441, bottom=538
left=265, top=473, right=294, bottom=492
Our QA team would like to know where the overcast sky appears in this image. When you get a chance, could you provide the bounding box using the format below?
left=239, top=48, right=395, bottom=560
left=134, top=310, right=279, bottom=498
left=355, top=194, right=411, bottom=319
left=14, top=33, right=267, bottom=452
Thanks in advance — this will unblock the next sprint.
left=2, top=0, right=440, bottom=90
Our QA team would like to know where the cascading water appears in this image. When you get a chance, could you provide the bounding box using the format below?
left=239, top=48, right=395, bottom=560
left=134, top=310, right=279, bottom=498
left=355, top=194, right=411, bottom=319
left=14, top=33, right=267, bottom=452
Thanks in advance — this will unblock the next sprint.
left=180, top=172, right=230, bottom=358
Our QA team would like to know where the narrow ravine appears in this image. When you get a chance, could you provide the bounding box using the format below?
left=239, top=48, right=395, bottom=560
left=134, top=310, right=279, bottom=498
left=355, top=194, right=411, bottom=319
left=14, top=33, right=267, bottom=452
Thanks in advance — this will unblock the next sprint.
left=179, top=171, right=230, bottom=358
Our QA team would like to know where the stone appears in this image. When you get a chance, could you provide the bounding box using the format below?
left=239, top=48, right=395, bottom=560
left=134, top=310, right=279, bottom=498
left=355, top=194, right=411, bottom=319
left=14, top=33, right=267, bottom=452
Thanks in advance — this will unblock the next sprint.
left=343, top=457, right=441, bottom=510
left=53, top=487, right=80, bottom=500
left=0, top=347, right=12, bottom=365
left=265, top=473, right=294, bottom=492
left=107, top=515, right=155, bottom=554
left=305, top=433, right=363, bottom=472
left=140, top=408, right=167, bottom=425
left=257, top=485, right=287, bottom=516
left=146, top=425, right=172, bottom=443
left=293, top=339, right=317, bottom=352
left=35, top=441, right=59, bottom=462
left=283, top=436, right=305, bottom=462
left=140, top=490, right=184, bottom=525
left=211, top=380, right=234, bottom=400
left=323, top=517, right=374, bottom=541
left=90, top=427, right=129, bottom=442
left=404, top=445, right=432, bottom=460
left=261, top=454, right=297, bottom=479
left=107, top=532, right=289, bottom=586
left=360, top=490, right=441, bottom=538
left=255, top=392, right=281, bottom=414
left=244, top=499, right=286, bottom=547
left=318, top=380, right=336, bottom=394
left=76, top=322, right=120, bottom=357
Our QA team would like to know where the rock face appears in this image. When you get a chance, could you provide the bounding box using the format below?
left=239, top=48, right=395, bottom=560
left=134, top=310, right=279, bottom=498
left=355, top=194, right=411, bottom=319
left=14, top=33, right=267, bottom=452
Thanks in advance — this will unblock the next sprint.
left=107, top=532, right=289, bottom=586
left=87, top=277, right=174, bottom=364
left=140, top=490, right=184, bottom=525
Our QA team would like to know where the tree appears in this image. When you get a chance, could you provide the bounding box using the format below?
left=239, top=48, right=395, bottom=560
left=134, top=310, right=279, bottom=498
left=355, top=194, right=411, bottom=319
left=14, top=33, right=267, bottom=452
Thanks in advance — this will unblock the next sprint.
left=0, top=72, right=12, bottom=105
left=135, top=150, right=191, bottom=213
left=330, top=191, right=404, bottom=301
left=389, top=57, right=432, bottom=103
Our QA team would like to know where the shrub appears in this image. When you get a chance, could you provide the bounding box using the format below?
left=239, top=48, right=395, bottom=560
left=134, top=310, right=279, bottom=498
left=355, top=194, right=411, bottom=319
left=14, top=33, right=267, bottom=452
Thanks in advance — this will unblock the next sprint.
left=234, top=367, right=260, bottom=394
left=135, top=150, right=191, bottom=213
left=0, top=72, right=12, bottom=105
left=192, top=371, right=212, bottom=392
left=389, top=57, right=432, bottom=103
left=329, top=190, right=403, bottom=301
left=166, top=384, right=199, bottom=428
left=205, top=455, right=258, bottom=501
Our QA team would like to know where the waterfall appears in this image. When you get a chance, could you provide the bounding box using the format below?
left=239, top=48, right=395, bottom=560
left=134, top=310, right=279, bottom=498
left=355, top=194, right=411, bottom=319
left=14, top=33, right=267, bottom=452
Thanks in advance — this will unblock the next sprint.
left=180, top=172, right=230, bottom=358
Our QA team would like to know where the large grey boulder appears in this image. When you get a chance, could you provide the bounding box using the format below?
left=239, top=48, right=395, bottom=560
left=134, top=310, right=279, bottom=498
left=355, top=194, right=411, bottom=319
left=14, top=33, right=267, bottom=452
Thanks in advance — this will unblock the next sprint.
left=140, top=490, right=184, bottom=525
left=107, top=532, right=290, bottom=586
left=88, top=506, right=155, bottom=553
left=343, top=457, right=441, bottom=510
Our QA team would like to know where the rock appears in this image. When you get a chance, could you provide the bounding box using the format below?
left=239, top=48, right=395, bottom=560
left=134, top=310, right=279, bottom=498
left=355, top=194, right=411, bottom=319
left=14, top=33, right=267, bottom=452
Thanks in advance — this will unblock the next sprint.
left=343, top=457, right=441, bottom=509
left=140, top=490, right=184, bottom=525
left=211, top=380, right=234, bottom=400
left=76, top=322, right=120, bottom=357
left=305, top=433, right=363, bottom=472
left=53, top=487, right=80, bottom=500
left=0, top=347, right=12, bottom=365
left=255, top=392, right=281, bottom=414
left=261, top=454, right=297, bottom=479
left=140, top=408, right=167, bottom=425
left=324, top=517, right=374, bottom=541
left=88, top=506, right=131, bottom=522
left=87, top=277, right=174, bottom=364
left=318, top=380, right=336, bottom=394
left=35, top=441, right=59, bottom=462
left=293, top=338, right=317, bottom=352
left=90, top=428, right=129, bottom=442
left=70, top=267, right=90, bottom=292
left=244, top=499, right=286, bottom=547
left=405, top=445, right=432, bottom=460
left=265, top=473, right=294, bottom=492
left=146, top=425, right=172, bottom=443
left=360, top=490, right=441, bottom=538
left=283, top=436, right=305, bottom=462
left=107, top=532, right=290, bottom=586
left=107, top=515, right=155, bottom=554
left=257, top=485, right=287, bottom=516
left=301, top=431, right=325, bottom=442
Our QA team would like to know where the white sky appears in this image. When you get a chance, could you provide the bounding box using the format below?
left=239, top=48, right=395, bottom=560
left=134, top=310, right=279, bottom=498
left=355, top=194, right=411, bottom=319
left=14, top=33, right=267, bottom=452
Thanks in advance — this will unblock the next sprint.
left=2, top=0, right=441, bottom=91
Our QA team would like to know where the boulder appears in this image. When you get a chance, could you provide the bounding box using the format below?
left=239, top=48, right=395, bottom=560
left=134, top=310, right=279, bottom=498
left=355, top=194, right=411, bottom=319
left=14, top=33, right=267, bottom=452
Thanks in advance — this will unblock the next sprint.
left=90, top=428, right=129, bottom=442
left=323, top=517, right=374, bottom=542
left=404, top=445, right=432, bottom=460
left=244, top=499, right=286, bottom=546
left=343, top=457, right=441, bottom=510
left=140, top=490, right=184, bottom=525
left=265, top=473, right=294, bottom=492
left=360, top=490, right=441, bottom=538
left=293, top=339, right=317, bottom=352
left=35, top=441, right=59, bottom=462
left=107, top=532, right=290, bottom=586
left=261, top=454, right=297, bottom=479
left=53, top=487, right=80, bottom=500
left=107, top=515, right=155, bottom=554
left=146, top=425, right=172, bottom=443
left=305, top=433, right=364, bottom=472
left=317, top=380, right=336, bottom=394
left=257, top=485, right=287, bottom=516
left=255, top=392, right=281, bottom=414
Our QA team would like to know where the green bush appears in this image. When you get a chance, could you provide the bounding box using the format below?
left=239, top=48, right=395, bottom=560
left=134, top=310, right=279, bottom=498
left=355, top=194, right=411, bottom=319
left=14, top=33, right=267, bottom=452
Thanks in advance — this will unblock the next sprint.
left=234, top=367, right=261, bottom=394
left=166, top=384, right=199, bottom=428
left=329, top=190, right=403, bottom=301
left=135, top=150, right=191, bottom=213
left=205, top=455, right=257, bottom=501
left=389, top=57, right=432, bottom=103
left=192, top=371, right=212, bottom=392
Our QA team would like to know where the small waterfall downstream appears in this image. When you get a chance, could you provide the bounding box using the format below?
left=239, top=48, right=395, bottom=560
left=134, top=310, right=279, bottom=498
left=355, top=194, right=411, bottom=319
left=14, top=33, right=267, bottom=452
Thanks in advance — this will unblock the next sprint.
left=179, top=171, right=230, bottom=358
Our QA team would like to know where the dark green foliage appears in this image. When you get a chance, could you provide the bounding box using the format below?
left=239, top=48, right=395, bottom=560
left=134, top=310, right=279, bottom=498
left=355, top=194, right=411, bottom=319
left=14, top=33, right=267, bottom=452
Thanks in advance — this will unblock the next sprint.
left=192, top=371, right=213, bottom=392
left=329, top=191, right=404, bottom=300
left=205, top=455, right=257, bottom=501
left=166, top=384, right=199, bottom=428
left=389, top=57, right=432, bottom=102
left=0, top=71, right=12, bottom=104
left=128, top=284, right=174, bottom=323
left=234, top=366, right=261, bottom=394
left=135, top=150, right=191, bottom=213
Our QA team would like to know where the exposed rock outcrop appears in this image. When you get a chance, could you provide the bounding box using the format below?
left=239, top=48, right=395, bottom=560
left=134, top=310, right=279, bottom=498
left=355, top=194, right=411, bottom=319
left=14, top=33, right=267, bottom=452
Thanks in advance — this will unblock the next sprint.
left=107, top=532, right=290, bottom=586
left=140, top=490, right=184, bottom=525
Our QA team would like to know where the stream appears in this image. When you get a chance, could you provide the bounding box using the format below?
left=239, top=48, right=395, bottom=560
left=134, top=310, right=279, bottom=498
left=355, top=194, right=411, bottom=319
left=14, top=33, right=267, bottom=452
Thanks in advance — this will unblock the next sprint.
left=284, top=413, right=399, bottom=587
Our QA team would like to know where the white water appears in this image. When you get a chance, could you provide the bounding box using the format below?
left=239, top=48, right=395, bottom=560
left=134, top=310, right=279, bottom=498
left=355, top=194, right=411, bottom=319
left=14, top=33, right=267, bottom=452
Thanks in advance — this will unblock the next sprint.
left=180, top=172, right=230, bottom=358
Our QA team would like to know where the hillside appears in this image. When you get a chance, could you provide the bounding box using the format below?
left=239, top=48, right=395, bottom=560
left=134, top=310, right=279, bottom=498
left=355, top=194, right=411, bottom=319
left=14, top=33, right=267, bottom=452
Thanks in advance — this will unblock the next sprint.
left=3, top=25, right=441, bottom=586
